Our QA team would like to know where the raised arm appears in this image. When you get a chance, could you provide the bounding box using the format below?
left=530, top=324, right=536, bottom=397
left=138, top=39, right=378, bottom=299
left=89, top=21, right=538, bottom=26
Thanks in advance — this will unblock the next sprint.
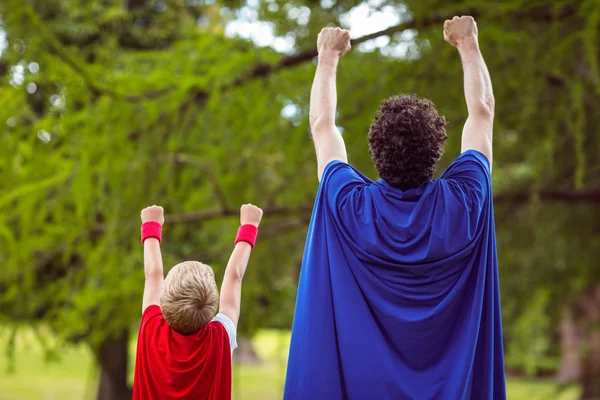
left=140, top=205, right=165, bottom=313
left=218, top=204, right=263, bottom=327
left=444, top=16, right=494, bottom=168
left=310, top=27, right=351, bottom=181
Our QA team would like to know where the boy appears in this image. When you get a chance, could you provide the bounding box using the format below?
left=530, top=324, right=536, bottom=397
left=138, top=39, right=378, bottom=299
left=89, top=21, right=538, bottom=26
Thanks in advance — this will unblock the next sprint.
left=133, top=203, right=263, bottom=400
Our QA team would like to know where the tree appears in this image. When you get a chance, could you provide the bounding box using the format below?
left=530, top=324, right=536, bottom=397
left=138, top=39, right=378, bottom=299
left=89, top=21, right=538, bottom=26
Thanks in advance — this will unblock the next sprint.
left=0, top=1, right=310, bottom=397
left=1, top=0, right=599, bottom=398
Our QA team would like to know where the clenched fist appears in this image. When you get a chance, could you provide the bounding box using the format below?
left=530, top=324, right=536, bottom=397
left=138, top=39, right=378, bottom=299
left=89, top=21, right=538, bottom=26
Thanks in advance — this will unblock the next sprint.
left=317, top=27, right=351, bottom=59
left=141, top=205, right=164, bottom=225
left=443, top=16, right=478, bottom=48
left=240, top=204, right=263, bottom=228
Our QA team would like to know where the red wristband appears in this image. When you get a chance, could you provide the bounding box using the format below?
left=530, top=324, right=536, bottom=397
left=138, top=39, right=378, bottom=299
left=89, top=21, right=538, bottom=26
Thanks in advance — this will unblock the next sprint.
left=234, top=224, right=258, bottom=249
left=141, top=221, right=162, bottom=244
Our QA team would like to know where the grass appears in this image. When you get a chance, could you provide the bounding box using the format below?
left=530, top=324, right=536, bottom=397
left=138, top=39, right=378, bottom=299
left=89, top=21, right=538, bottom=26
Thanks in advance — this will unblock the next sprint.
left=0, top=328, right=579, bottom=400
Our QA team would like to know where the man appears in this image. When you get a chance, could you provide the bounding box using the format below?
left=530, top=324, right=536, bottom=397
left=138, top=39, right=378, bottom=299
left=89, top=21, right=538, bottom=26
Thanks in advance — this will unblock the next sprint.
left=284, top=16, right=505, bottom=400
left=133, top=204, right=263, bottom=400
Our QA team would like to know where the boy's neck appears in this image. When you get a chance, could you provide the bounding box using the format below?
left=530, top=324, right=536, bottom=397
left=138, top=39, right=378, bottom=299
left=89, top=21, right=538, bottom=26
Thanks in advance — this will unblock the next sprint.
left=173, top=327, right=200, bottom=336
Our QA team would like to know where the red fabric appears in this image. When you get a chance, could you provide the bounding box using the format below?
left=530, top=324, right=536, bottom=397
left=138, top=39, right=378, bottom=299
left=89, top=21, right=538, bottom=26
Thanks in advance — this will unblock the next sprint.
left=141, top=222, right=163, bottom=244
left=133, top=305, right=232, bottom=400
left=234, top=224, right=258, bottom=248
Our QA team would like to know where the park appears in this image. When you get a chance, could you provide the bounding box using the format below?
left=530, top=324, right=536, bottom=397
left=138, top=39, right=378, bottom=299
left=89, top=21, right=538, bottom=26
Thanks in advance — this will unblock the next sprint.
left=0, top=0, right=599, bottom=399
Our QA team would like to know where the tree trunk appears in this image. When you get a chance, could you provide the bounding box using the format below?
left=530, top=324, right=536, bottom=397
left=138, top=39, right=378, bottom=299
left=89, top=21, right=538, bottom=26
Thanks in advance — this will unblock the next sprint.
left=95, top=330, right=132, bottom=400
left=557, top=306, right=582, bottom=382
left=580, top=285, right=600, bottom=400
left=233, top=337, right=263, bottom=365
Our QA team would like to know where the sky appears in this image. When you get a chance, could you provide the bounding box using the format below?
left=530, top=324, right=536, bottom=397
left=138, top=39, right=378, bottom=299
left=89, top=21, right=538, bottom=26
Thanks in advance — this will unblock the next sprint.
left=0, top=29, right=6, bottom=57
left=225, top=0, right=406, bottom=53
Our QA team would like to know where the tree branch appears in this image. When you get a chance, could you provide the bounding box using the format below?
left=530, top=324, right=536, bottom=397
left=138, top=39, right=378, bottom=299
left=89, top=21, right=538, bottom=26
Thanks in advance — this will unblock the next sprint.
left=130, top=4, right=578, bottom=139
left=230, top=12, right=449, bottom=88
left=26, top=185, right=598, bottom=303
left=261, top=217, right=311, bottom=238
left=86, top=204, right=313, bottom=236
left=127, top=13, right=448, bottom=137
left=0, top=61, right=7, bottom=79
left=20, top=0, right=576, bottom=111
left=83, top=186, right=599, bottom=238
left=494, top=187, right=600, bottom=206
left=122, top=84, right=178, bottom=102
left=163, top=186, right=600, bottom=225
left=165, top=205, right=314, bottom=224
left=228, top=4, right=576, bottom=89
left=163, top=153, right=231, bottom=213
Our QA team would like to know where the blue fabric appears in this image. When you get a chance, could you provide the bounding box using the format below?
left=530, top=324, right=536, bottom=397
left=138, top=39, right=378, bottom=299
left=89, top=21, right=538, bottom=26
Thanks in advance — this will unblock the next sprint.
left=284, top=150, right=506, bottom=400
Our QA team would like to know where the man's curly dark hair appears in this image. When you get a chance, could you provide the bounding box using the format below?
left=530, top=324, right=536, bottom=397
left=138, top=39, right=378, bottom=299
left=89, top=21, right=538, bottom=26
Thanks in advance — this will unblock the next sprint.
left=367, top=94, right=448, bottom=189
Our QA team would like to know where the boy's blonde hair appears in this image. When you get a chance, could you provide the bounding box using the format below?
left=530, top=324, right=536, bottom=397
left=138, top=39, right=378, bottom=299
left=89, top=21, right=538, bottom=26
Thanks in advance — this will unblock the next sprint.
left=159, top=261, right=219, bottom=332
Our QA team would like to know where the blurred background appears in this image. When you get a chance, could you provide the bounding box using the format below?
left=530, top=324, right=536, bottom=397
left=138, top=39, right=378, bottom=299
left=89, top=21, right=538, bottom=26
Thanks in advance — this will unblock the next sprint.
left=0, top=0, right=599, bottom=399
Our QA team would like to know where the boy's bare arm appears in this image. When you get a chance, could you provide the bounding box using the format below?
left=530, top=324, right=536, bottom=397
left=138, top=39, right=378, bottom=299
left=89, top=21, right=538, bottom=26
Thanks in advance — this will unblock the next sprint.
left=219, top=204, right=263, bottom=327
left=218, top=242, right=252, bottom=327
left=444, top=16, right=494, bottom=169
left=310, top=27, right=351, bottom=181
left=141, top=205, right=165, bottom=313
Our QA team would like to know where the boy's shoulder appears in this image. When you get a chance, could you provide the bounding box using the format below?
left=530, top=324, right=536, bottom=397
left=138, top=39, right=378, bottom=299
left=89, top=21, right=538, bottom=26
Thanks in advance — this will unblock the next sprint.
left=138, top=307, right=237, bottom=353
left=141, top=304, right=164, bottom=327
left=142, top=304, right=163, bottom=318
left=212, top=313, right=238, bottom=353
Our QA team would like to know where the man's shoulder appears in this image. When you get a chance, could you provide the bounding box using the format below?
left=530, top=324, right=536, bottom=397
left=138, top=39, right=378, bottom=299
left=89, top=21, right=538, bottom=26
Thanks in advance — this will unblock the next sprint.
left=438, top=150, right=492, bottom=194
left=442, top=150, right=491, bottom=177
left=321, top=160, right=372, bottom=196
left=323, top=159, right=366, bottom=178
left=142, top=304, right=163, bottom=318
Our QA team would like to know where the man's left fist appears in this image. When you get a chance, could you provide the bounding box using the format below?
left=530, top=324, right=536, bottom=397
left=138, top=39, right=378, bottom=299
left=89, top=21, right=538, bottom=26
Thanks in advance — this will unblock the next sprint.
left=141, top=205, right=164, bottom=225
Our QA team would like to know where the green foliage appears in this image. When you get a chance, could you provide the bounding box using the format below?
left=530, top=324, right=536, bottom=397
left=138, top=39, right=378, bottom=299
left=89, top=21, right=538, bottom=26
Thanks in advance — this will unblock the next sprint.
left=0, top=0, right=599, bottom=379
left=505, top=289, right=558, bottom=375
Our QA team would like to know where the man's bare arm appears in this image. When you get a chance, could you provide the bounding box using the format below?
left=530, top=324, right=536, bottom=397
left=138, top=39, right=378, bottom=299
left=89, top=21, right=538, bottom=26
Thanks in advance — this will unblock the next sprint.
left=218, top=204, right=263, bottom=327
left=310, top=27, right=351, bottom=181
left=140, top=205, right=165, bottom=313
left=445, top=16, right=494, bottom=168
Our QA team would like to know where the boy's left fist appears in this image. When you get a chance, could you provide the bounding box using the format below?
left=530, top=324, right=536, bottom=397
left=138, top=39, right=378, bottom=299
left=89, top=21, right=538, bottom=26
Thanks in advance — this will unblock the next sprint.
left=141, top=205, right=164, bottom=225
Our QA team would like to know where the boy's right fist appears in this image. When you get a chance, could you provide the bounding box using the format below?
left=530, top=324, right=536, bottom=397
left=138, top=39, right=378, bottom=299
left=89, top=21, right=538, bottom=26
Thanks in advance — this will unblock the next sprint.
left=141, top=205, right=164, bottom=225
left=240, top=204, right=263, bottom=228
left=443, top=16, right=478, bottom=48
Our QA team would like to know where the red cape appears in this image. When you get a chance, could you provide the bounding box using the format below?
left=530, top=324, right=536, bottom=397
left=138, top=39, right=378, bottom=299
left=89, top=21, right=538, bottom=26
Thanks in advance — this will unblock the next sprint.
left=133, top=305, right=232, bottom=400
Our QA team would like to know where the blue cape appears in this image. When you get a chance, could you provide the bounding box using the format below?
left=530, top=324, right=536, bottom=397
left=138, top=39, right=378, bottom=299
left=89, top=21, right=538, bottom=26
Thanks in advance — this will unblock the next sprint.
left=284, top=150, right=506, bottom=400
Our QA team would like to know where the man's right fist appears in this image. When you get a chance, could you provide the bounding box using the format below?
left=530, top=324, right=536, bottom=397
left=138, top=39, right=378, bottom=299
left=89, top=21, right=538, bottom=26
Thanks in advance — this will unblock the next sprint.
left=443, top=16, right=478, bottom=48
left=141, top=205, right=165, bottom=225
left=317, top=27, right=351, bottom=59
left=240, top=204, right=263, bottom=228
